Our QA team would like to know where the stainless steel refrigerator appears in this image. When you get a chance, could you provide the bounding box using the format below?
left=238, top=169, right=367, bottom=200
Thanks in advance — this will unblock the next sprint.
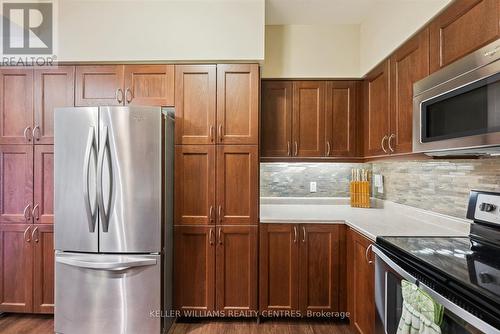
left=54, top=106, right=174, bottom=334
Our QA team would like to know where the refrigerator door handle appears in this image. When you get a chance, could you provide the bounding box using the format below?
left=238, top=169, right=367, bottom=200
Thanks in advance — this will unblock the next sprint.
left=83, top=127, right=97, bottom=232
left=56, top=255, right=157, bottom=271
left=97, top=126, right=110, bottom=232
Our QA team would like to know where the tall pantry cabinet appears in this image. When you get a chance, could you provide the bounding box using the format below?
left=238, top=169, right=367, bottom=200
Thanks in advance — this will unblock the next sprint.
left=0, top=66, right=74, bottom=313
left=173, top=64, right=259, bottom=314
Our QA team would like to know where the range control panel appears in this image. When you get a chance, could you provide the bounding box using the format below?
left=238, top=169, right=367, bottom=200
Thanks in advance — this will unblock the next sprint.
left=467, top=191, right=500, bottom=225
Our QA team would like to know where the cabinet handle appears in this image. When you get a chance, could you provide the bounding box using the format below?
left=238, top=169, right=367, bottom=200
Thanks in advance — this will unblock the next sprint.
left=209, top=205, right=214, bottom=223
left=302, top=226, right=306, bottom=243
left=23, top=226, right=31, bottom=243
left=388, top=134, right=395, bottom=153
left=293, top=226, right=297, bottom=243
left=31, top=226, right=39, bottom=243
left=116, top=88, right=124, bottom=104
left=23, top=203, right=32, bottom=222
left=125, top=88, right=133, bottom=104
left=32, top=126, right=41, bottom=141
left=209, top=228, right=214, bottom=245
left=381, top=135, right=388, bottom=153
left=365, top=244, right=374, bottom=264
left=218, top=228, right=223, bottom=245
left=218, top=124, right=223, bottom=142
left=209, top=125, right=214, bottom=142
left=23, top=126, right=32, bottom=142
left=326, top=141, right=331, bottom=156
left=218, top=205, right=222, bottom=224
left=294, top=141, right=298, bottom=156
left=287, top=141, right=291, bottom=156
left=32, top=204, right=40, bottom=221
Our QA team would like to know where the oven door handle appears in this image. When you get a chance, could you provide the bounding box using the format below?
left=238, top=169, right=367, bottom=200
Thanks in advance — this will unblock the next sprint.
left=373, top=246, right=417, bottom=283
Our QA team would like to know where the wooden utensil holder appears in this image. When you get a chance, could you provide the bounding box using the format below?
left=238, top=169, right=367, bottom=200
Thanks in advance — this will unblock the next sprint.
left=350, top=181, right=370, bottom=208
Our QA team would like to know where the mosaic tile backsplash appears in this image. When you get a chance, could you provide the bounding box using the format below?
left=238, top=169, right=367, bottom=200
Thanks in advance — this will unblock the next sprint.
left=260, top=158, right=500, bottom=218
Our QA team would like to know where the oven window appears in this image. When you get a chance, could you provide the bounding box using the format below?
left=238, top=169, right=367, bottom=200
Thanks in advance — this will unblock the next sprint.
left=421, top=72, right=500, bottom=142
left=386, top=272, right=404, bottom=333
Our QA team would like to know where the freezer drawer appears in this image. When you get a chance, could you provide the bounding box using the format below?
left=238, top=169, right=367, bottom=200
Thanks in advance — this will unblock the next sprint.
left=55, top=252, right=161, bottom=334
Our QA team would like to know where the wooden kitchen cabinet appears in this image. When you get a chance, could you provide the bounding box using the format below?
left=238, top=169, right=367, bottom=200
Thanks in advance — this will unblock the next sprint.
left=34, top=66, right=75, bottom=145
left=429, top=0, right=500, bottom=73
left=347, top=228, right=375, bottom=334
left=389, top=29, right=429, bottom=154
left=175, top=65, right=217, bottom=145
left=0, top=68, right=34, bottom=144
left=292, top=81, right=325, bottom=157
left=0, top=145, right=34, bottom=224
left=174, top=145, right=216, bottom=225
left=32, top=224, right=54, bottom=313
left=33, top=146, right=54, bottom=225
left=260, top=223, right=344, bottom=315
left=124, top=65, right=174, bottom=106
left=216, top=145, right=258, bottom=225
left=325, top=81, right=357, bottom=157
left=364, top=59, right=391, bottom=157
left=261, top=81, right=293, bottom=157
left=0, top=224, right=34, bottom=313
left=75, top=65, right=124, bottom=106
left=259, top=224, right=299, bottom=312
left=217, top=64, right=259, bottom=144
left=173, top=225, right=216, bottom=313
left=216, top=225, right=258, bottom=312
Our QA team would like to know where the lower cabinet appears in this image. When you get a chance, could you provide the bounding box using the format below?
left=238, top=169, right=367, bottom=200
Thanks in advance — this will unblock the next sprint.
left=347, top=228, right=375, bottom=334
left=259, top=223, right=345, bottom=316
left=0, top=224, right=54, bottom=313
left=173, top=225, right=258, bottom=315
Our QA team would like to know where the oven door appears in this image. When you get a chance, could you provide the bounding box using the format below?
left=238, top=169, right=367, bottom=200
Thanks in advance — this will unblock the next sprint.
left=373, top=246, right=500, bottom=334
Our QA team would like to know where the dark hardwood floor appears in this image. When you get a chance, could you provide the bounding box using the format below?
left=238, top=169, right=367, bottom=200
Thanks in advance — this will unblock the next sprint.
left=0, top=314, right=352, bottom=334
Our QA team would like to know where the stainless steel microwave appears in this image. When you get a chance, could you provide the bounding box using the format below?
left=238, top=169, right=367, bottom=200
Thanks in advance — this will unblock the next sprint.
left=413, top=39, right=500, bottom=156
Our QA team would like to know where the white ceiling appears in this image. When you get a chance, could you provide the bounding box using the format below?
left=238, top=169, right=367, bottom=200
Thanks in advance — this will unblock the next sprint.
left=265, top=0, right=446, bottom=25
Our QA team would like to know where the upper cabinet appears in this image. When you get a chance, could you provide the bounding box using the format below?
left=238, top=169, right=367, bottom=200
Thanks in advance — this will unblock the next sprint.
left=261, top=80, right=358, bottom=160
left=174, top=64, right=259, bottom=145
left=429, top=0, right=500, bottom=73
left=292, top=81, right=325, bottom=157
left=389, top=29, right=429, bottom=154
left=364, top=60, right=390, bottom=157
left=76, top=65, right=174, bottom=107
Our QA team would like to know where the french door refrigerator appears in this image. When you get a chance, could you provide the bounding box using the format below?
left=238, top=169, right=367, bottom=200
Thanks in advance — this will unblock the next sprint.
left=54, top=106, right=174, bottom=334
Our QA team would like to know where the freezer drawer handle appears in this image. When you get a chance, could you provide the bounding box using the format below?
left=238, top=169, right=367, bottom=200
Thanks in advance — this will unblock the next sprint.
left=56, top=256, right=157, bottom=271
left=83, top=127, right=97, bottom=232
left=97, top=126, right=111, bottom=232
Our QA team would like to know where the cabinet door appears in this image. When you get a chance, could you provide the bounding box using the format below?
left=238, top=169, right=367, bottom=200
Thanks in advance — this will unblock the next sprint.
left=325, top=81, right=357, bottom=157
left=347, top=229, right=375, bottom=334
left=175, top=65, right=216, bottom=145
left=364, top=60, right=390, bottom=157
left=299, top=224, right=342, bottom=313
left=216, top=145, right=258, bottom=225
left=124, top=65, right=174, bottom=106
left=216, top=225, right=257, bottom=312
left=33, top=224, right=54, bottom=314
left=292, top=81, right=325, bottom=157
left=429, top=0, right=500, bottom=73
left=0, top=145, right=33, bottom=224
left=34, top=66, right=75, bottom=144
left=261, top=81, right=293, bottom=157
left=34, top=145, right=53, bottom=225
left=0, top=224, right=33, bottom=313
left=390, top=30, right=429, bottom=154
left=173, top=226, right=215, bottom=313
left=217, top=64, right=259, bottom=144
left=0, top=68, right=33, bottom=144
left=75, top=65, right=124, bottom=106
left=259, top=224, right=299, bottom=312
left=174, top=146, right=216, bottom=225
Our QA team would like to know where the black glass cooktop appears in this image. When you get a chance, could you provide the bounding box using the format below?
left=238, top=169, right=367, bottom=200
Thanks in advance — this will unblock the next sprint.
left=376, top=236, right=500, bottom=325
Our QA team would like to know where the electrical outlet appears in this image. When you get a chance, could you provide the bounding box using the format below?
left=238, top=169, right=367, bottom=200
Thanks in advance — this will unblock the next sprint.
left=310, top=182, right=317, bottom=193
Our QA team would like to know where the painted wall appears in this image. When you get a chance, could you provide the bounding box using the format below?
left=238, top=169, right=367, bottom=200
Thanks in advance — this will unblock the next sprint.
left=262, top=24, right=360, bottom=78
left=57, top=0, right=265, bottom=62
left=359, top=0, right=451, bottom=75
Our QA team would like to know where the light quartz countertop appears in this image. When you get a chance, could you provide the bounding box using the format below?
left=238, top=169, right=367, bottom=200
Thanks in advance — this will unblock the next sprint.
left=260, top=197, right=471, bottom=241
